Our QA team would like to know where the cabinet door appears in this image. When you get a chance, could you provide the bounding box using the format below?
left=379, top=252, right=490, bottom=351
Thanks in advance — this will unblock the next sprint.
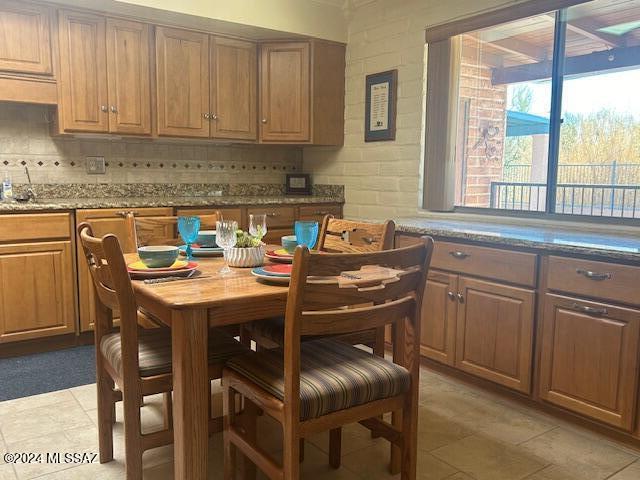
left=155, top=26, right=210, bottom=137
left=0, top=241, right=75, bottom=343
left=211, top=37, right=257, bottom=140
left=58, top=10, right=108, bottom=132
left=175, top=208, right=244, bottom=229
left=76, top=208, right=173, bottom=331
left=539, top=294, right=640, bottom=430
left=0, top=0, right=53, bottom=75
left=259, top=42, right=310, bottom=142
left=106, top=18, right=151, bottom=135
left=455, top=277, right=535, bottom=393
left=421, top=270, right=458, bottom=365
left=298, top=205, right=343, bottom=223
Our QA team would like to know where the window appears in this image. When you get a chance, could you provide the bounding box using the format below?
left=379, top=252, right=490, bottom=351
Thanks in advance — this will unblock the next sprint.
left=427, top=0, right=640, bottom=219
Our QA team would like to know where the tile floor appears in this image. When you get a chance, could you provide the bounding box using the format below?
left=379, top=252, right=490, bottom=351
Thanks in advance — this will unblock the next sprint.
left=0, top=366, right=639, bottom=479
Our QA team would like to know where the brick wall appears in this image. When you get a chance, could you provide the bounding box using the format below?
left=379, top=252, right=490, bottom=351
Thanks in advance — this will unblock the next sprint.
left=303, top=0, right=524, bottom=219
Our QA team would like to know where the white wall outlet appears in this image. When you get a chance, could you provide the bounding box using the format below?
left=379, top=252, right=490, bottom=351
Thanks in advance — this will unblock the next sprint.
left=86, top=156, right=106, bottom=174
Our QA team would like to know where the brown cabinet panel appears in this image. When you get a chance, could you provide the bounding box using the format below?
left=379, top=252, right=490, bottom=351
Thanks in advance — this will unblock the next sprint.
left=211, top=37, right=257, bottom=140
left=0, top=241, right=75, bottom=343
left=0, top=213, right=71, bottom=242
left=249, top=206, right=295, bottom=229
left=155, top=26, right=210, bottom=137
left=76, top=207, right=172, bottom=331
left=431, top=241, right=537, bottom=287
left=546, top=256, right=640, bottom=307
left=259, top=42, right=310, bottom=142
left=0, top=0, right=53, bottom=75
left=298, top=204, right=342, bottom=223
left=421, top=270, right=458, bottom=365
left=262, top=228, right=293, bottom=246
left=455, top=277, right=535, bottom=393
left=175, top=208, right=244, bottom=229
left=58, top=10, right=108, bottom=132
left=106, top=18, right=151, bottom=135
left=539, top=293, right=640, bottom=430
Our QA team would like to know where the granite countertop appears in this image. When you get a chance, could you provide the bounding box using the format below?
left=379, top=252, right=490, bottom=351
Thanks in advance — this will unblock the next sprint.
left=0, top=195, right=343, bottom=211
left=396, top=217, right=640, bottom=263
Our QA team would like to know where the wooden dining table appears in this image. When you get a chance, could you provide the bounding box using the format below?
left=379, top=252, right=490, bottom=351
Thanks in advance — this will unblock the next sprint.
left=126, top=253, right=289, bottom=480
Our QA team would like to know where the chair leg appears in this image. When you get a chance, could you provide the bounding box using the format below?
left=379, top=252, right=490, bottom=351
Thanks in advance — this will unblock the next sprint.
left=162, top=392, right=173, bottom=430
left=400, top=396, right=418, bottom=480
left=371, top=330, right=386, bottom=439
left=329, top=428, right=341, bottom=469
left=283, top=421, right=300, bottom=480
left=299, top=439, right=305, bottom=463
left=238, top=400, right=258, bottom=480
left=123, top=388, right=143, bottom=480
left=223, top=384, right=236, bottom=480
left=96, top=368, right=115, bottom=463
left=390, top=410, right=402, bottom=475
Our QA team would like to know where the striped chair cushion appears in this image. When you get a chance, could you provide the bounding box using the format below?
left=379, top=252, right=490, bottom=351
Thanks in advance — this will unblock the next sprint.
left=101, top=328, right=248, bottom=377
left=226, top=338, right=410, bottom=421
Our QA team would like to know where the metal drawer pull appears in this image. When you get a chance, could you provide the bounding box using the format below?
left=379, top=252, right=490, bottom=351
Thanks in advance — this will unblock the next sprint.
left=447, top=291, right=456, bottom=301
left=576, top=269, right=612, bottom=281
left=116, top=211, right=132, bottom=218
left=449, top=251, right=470, bottom=259
left=266, top=212, right=278, bottom=217
left=571, top=303, right=608, bottom=316
left=457, top=293, right=464, bottom=303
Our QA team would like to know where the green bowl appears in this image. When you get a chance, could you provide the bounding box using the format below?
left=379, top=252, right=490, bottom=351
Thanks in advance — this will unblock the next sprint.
left=138, top=245, right=179, bottom=268
left=281, top=235, right=298, bottom=254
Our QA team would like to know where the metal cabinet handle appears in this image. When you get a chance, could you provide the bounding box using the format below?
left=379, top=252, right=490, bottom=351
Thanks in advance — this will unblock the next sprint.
left=447, top=291, right=456, bottom=301
left=110, top=105, right=117, bottom=113
left=261, top=118, right=268, bottom=124
left=203, top=113, right=211, bottom=120
left=576, top=269, right=612, bottom=281
left=571, top=302, right=608, bottom=316
left=100, top=105, right=108, bottom=112
left=449, top=251, right=470, bottom=259
left=116, top=210, right=132, bottom=218
left=211, top=114, right=218, bottom=120
left=457, top=293, right=464, bottom=303
left=266, top=212, right=278, bottom=217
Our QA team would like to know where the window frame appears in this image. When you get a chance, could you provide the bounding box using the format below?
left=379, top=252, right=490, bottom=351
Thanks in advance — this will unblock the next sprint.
left=423, top=0, right=640, bottom=225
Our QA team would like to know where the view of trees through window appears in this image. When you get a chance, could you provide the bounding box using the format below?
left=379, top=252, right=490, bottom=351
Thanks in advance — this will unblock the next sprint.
left=454, top=0, right=640, bottom=218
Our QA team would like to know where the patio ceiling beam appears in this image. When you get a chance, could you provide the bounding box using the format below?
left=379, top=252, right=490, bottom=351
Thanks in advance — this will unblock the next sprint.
left=480, top=36, right=547, bottom=62
left=491, top=44, right=640, bottom=84
left=544, top=13, right=623, bottom=48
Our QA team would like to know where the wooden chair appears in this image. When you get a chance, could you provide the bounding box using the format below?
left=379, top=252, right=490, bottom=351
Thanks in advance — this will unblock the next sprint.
left=77, top=222, right=249, bottom=480
left=124, top=212, right=220, bottom=247
left=222, top=238, right=434, bottom=480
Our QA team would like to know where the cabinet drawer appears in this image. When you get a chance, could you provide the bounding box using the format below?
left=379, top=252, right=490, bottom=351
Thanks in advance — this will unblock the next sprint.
left=0, top=213, right=71, bottom=242
left=431, top=241, right=537, bottom=287
left=546, top=256, right=640, bottom=307
left=248, top=206, right=295, bottom=228
left=298, top=205, right=342, bottom=222
left=175, top=208, right=244, bottom=229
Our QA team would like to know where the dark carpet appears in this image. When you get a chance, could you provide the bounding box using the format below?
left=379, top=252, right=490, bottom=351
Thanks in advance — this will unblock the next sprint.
left=0, top=345, right=96, bottom=401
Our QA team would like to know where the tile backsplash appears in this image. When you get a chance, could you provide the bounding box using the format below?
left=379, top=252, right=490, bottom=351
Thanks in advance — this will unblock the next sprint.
left=0, top=103, right=302, bottom=185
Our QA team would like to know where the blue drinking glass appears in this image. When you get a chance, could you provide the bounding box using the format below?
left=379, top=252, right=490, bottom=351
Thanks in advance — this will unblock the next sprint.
left=178, top=216, right=201, bottom=261
left=294, top=221, right=319, bottom=250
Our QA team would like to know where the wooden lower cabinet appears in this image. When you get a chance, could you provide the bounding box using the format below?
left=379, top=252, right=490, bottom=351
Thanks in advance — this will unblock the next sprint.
left=0, top=241, right=76, bottom=343
left=539, top=293, right=640, bottom=430
left=76, top=207, right=172, bottom=331
left=455, top=277, right=535, bottom=393
left=421, top=270, right=457, bottom=365
left=175, top=207, right=244, bottom=229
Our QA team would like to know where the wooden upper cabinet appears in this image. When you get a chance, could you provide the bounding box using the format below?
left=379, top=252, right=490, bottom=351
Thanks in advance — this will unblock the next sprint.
left=155, top=26, right=210, bottom=137
left=58, top=10, right=108, bottom=132
left=0, top=0, right=53, bottom=75
left=259, top=42, right=310, bottom=143
left=210, top=37, right=257, bottom=140
left=421, top=270, right=458, bottom=365
left=106, top=18, right=151, bottom=135
left=539, top=294, right=640, bottom=430
left=455, top=277, right=535, bottom=393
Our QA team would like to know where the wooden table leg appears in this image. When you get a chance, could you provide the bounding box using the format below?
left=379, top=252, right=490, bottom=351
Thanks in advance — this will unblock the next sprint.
left=172, top=308, right=209, bottom=480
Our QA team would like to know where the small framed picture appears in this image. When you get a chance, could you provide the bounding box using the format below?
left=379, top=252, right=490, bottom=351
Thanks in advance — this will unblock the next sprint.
left=285, top=174, right=312, bottom=195
left=365, top=69, right=398, bottom=142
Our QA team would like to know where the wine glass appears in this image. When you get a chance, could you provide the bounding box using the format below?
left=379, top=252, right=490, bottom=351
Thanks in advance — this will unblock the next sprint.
left=294, top=221, right=319, bottom=250
left=178, top=216, right=201, bottom=261
left=249, top=213, right=267, bottom=240
left=216, top=220, right=238, bottom=276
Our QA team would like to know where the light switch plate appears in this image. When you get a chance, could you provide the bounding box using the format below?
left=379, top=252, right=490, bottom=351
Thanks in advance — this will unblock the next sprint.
left=86, top=156, right=106, bottom=174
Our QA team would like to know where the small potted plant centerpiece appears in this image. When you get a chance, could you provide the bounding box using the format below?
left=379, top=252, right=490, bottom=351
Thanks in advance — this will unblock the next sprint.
left=225, top=228, right=267, bottom=268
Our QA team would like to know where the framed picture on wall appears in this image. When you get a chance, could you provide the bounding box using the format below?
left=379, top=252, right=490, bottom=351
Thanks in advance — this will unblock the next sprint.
left=364, top=69, right=397, bottom=142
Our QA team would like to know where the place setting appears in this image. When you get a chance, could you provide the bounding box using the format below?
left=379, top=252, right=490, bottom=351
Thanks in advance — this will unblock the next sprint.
left=251, top=220, right=319, bottom=285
